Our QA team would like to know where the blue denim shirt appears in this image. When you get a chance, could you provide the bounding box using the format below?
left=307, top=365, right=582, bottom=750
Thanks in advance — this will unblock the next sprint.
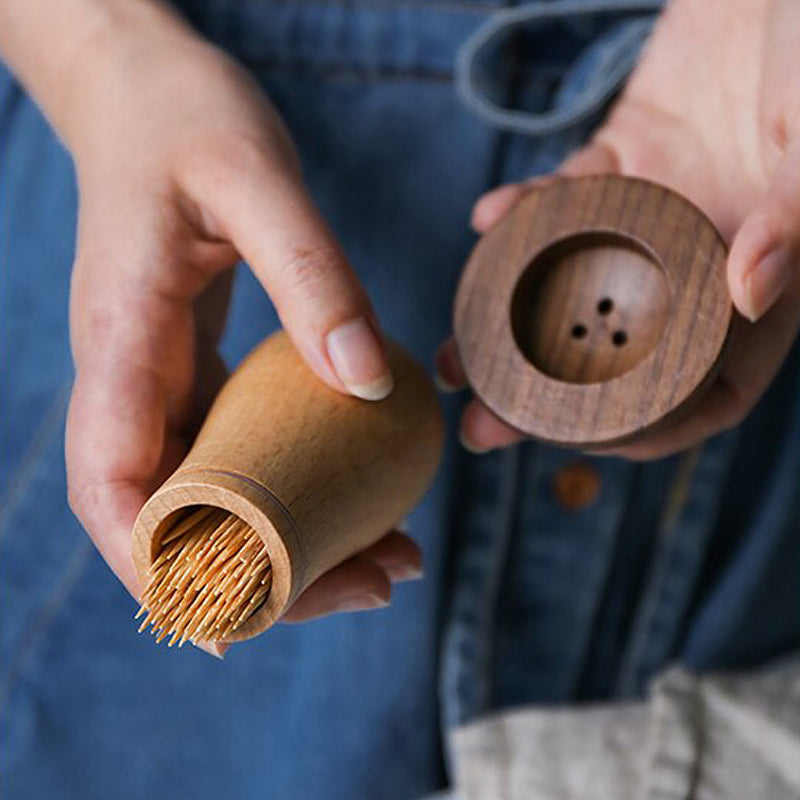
left=2, top=1, right=799, bottom=798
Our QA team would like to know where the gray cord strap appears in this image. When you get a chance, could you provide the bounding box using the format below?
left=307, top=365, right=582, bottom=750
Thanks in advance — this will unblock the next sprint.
left=456, top=0, right=664, bottom=136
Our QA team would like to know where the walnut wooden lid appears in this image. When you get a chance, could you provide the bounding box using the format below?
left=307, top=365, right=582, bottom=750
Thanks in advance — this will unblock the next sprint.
left=454, top=175, right=732, bottom=447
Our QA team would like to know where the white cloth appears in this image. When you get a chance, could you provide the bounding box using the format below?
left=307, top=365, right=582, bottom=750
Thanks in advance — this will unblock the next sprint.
left=446, top=661, right=800, bottom=799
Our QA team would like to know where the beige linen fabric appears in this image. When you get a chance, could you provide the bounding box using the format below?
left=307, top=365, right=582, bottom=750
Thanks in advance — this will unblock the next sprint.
left=446, top=661, right=800, bottom=800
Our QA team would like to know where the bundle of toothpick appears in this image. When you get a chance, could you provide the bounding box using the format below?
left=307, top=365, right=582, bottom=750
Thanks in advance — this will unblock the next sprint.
left=135, top=507, right=271, bottom=647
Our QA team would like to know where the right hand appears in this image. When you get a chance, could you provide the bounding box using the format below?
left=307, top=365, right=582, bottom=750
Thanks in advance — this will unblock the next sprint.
left=437, top=0, right=800, bottom=461
left=60, top=3, right=419, bottom=652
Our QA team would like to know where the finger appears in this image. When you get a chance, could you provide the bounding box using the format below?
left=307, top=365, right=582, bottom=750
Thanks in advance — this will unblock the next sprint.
left=607, top=257, right=800, bottom=462
left=460, top=398, right=525, bottom=453
left=600, top=375, right=742, bottom=460
left=191, top=146, right=393, bottom=401
left=553, top=138, right=799, bottom=458
left=470, top=141, right=620, bottom=235
left=559, top=139, right=620, bottom=177
left=727, top=142, right=800, bottom=321
left=434, top=337, right=468, bottom=393
left=471, top=183, right=527, bottom=233
left=66, top=195, right=227, bottom=658
left=471, top=175, right=565, bottom=234
left=68, top=251, right=193, bottom=573
left=66, top=364, right=226, bottom=661
left=358, top=531, right=423, bottom=582
left=282, top=554, right=392, bottom=622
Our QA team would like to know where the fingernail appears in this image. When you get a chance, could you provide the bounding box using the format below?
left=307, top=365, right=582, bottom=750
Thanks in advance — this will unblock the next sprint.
left=326, top=318, right=394, bottom=400
left=459, top=429, right=492, bottom=455
left=396, top=517, right=411, bottom=533
left=742, top=248, right=792, bottom=321
left=334, top=593, right=390, bottom=613
left=434, top=369, right=464, bottom=394
left=387, top=564, right=424, bottom=582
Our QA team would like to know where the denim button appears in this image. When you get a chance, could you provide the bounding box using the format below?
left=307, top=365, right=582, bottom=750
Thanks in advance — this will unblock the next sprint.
left=552, top=460, right=601, bottom=511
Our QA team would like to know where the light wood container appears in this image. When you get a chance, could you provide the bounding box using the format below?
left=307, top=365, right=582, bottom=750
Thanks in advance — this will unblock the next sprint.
left=131, top=332, right=443, bottom=642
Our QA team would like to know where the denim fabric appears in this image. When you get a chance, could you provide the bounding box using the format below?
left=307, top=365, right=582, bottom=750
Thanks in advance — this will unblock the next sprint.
left=1, top=1, right=799, bottom=799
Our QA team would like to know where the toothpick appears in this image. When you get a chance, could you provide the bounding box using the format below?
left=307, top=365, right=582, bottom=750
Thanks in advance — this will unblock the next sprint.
left=136, top=506, right=271, bottom=644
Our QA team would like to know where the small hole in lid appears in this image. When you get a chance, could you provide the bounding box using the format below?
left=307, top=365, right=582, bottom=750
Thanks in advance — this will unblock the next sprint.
left=510, top=231, right=669, bottom=383
left=612, top=330, right=628, bottom=347
left=597, top=298, right=613, bottom=315
left=571, top=324, right=588, bottom=339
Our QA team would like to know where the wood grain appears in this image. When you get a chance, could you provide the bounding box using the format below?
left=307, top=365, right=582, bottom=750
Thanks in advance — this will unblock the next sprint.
left=454, top=175, right=732, bottom=447
left=132, top=331, right=443, bottom=642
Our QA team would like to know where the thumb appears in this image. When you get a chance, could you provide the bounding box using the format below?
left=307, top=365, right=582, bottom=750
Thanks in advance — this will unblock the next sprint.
left=471, top=141, right=618, bottom=233
left=728, top=142, right=800, bottom=322
left=197, top=149, right=393, bottom=400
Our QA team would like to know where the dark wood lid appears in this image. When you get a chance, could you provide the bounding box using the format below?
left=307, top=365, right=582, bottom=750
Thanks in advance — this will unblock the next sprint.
left=454, top=175, right=732, bottom=447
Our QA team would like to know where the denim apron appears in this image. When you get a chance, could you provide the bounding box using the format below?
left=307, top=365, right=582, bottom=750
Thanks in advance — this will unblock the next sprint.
left=2, top=1, right=799, bottom=798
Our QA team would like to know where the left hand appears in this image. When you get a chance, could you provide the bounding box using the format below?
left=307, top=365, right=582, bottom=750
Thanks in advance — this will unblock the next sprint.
left=437, top=0, right=800, bottom=459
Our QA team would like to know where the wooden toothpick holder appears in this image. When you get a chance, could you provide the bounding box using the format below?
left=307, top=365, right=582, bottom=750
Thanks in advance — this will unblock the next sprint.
left=454, top=175, right=732, bottom=447
left=132, top=332, right=443, bottom=642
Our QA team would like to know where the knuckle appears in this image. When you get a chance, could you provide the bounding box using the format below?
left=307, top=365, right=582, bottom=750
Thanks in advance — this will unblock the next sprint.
left=177, top=133, right=266, bottom=188
left=214, top=135, right=270, bottom=178
left=748, top=209, right=784, bottom=248
left=67, top=471, right=127, bottom=535
left=277, top=244, right=350, bottom=303
left=66, top=453, right=103, bottom=526
left=180, top=131, right=296, bottom=189
left=66, top=476, right=93, bottom=525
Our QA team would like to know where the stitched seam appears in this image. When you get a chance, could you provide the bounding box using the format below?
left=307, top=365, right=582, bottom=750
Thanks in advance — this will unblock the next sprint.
left=240, top=56, right=569, bottom=83
left=568, top=465, right=633, bottom=698
left=0, top=383, right=71, bottom=546
left=474, top=445, right=522, bottom=713
left=222, top=0, right=498, bottom=12
left=614, top=449, right=701, bottom=696
left=0, top=537, right=92, bottom=710
left=239, top=56, right=456, bottom=82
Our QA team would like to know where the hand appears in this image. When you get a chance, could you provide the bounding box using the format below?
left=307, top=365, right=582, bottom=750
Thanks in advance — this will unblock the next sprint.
left=34, top=2, right=420, bottom=653
left=437, top=0, right=800, bottom=460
